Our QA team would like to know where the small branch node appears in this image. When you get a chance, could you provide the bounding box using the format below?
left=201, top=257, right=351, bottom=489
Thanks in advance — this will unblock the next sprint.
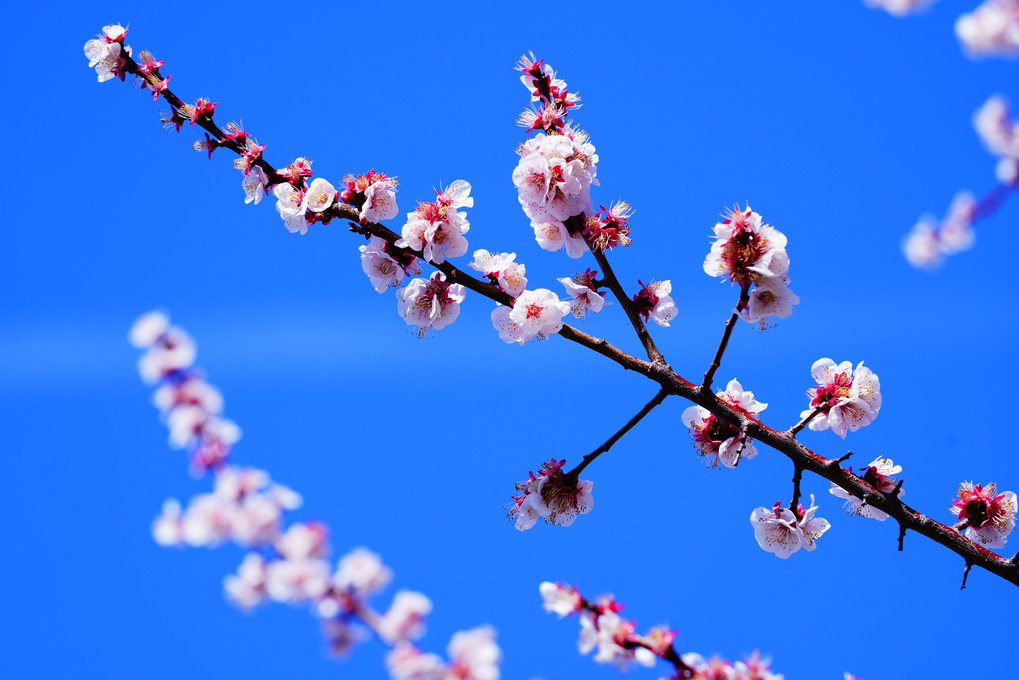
left=961, top=561, right=973, bottom=590
left=897, top=523, right=907, bottom=552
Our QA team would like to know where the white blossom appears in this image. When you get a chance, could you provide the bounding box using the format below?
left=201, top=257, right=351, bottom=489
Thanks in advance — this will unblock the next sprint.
left=469, top=250, right=527, bottom=297
left=800, top=359, right=881, bottom=438
left=395, top=273, right=466, bottom=333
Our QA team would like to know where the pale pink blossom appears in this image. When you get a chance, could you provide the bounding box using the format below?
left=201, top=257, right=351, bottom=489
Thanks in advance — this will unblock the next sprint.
left=129, top=311, right=169, bottom=348
left=446, top=626, right=501, bottom=680
left=386, top=642, right=447, bottom=680
left=583, top=201, right=633, bottom=250
left=513, top=131, right=598, bottom=223
left=632, top=280, right=677, bottom=328
left=508, top=459, right=593, bottom=531
left=274, top=182, right=309, bottom=235
left=322, top=618, right=364, bottom=657
left=224, top=553, right=268, bottom=609
left=974, top=95, right=1019, bottom=158
left=800, top=359, right=881, bottom=438
left=952, top=482, right=1018, bottom=548
left=361, top=179, right=400, bottom=223
left=740, top=279, right=799, bottom=324
left=579, top=611, right=655, bottom=670
left=396, top=180, right=473, bottom=264
left=359, top=236, right=421, bottom=293
left=680, top=654, right=739, bottom=680
left=469, top=250, right=528, bottom=297
left=531, top=218, right=589, bottom=258
left=378, top=590, right=433, bottom=643
left=275, top=521, right=329, bottom=560
left=84, top=25, right=132, bottom=83
left=333, top=547, right=392, bottom=596
left=750, top=495, right=830, bottom=559
left=539, top=581, right=582, bottom=617
left=956, top=1, right=1019, bottom=57
left=829, top=457, right=903, bottom=521
left=682, top=379, right=766, bottom=469
left=558, top=270, right=608, bottom=318
left=242, top=166, right=268, bottom=205
left=264, top=557, right=331, bottom=603
left=863, top=0, right=933, bottom=16
left=152, top=499, right=185, bottom=546
left=507, top=288, right=571, bottom=340
left=304, top=177, right=336, bottom=213
left=396, top=273, right=466, bottom=334
left=902, top=217, right=943, bottom=268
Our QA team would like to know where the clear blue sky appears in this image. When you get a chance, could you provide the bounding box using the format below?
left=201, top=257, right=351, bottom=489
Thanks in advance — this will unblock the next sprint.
left=3, top=1, right=1018, bottom=678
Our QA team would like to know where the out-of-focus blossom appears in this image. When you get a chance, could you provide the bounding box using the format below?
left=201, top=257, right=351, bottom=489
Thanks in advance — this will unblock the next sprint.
left=539, top=581, right=582, bottom=617
left=952, top=482, right=1018, bottom=548
left=956, top=1, right=1019, bottom=57
left=863, top=0, right=934, bottom=16
left=334, top=547, right=392, bottom=597
left=378, top=590, right=433, bottom=643
left=446, top=626, right=501, bottom=680
left=387, top=642, right=447, bottom=680
left=224, top=552, right=268, bottom=609
left=800, top=359, right=881, bottom=438
left=682, top=379, right=766, bottom=469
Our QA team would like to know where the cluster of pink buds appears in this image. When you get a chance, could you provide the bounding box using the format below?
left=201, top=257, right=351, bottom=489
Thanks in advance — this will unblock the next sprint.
left=386, top=626, right=501, bottom=680
left=830, top=457, right=904, bottom=521
left=952, top=482, right=1018, bottom=548
left=132, top=312, right=500, bottom=670
left=396, top=181, right=473, bottom=265
left=631, top=279, right=679, bottom=328
left=508, top=459, right=594, bottom=531
left=515, top=52, right=581, bottom=135
left=956, top=0, right=1019, bottom=57
left=83, top=24, right=131, bottom=83
left=863, top=0, right=932, bottom=16
left=703, top=205, right=798, bottom=326
left=682, top=379, right=767, bottom=469
left=750, top=495, right=831, bottom=559
left=342, top=169, right=401, bottom=224
left=129, top=311, right=239, bottom=473
left=540, top=582, right=783, bottom=678
left=800, top=358, right=882, bottom=438
left=557, top=269, right=609, bottom=318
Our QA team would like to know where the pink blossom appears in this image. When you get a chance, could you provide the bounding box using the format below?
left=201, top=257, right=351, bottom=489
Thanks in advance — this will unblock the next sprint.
left=956, top=1, right=1019, bottom=57
left=304, top=177, right=336, bottom=213
left=513, top=130, right=598, bottom=223
left=632, top=280, right=678, bottom=328
left=361, top=179, right=400, bottom=223
left=750, top=495, right=831, bottom=559
left=386, top=642, right=447, bottom=680
left=395, top=273, right=467, bottom=334
left=682, top=379, right=766, bottom=469
left=378, top=590, right=433, bottom=643
left=446, top=626, right=501, bottom=680
left=829, top=457, right=904, bottom=521
left=952, top=482, right=1018, bottom=548
left=469, top=249, right=528, bottom=297
left=740, top=279, right=799, bottom=325
left=539, top=581, right=582, bottom=617
left=333, top=547, right=392, bottom=596
left=359, top=236, right=420, bottom=293
left=224, top=553, right=268, bottom=609
left=800, top=359, right=881, bottom=438
left=703, top=205, right=789, bottom=290
left=583, top=201, right=633, bottom=250
left=242, top=166, right=268, bottom=205
left=531, top=217, right=588, bottom=258
left=396, top=180, right=473, bottom=264
left=558, top=270, right=608, bottom=318
left=509, top=459, right=594, bottom=531
left=507, top=288, right=571, bottom=339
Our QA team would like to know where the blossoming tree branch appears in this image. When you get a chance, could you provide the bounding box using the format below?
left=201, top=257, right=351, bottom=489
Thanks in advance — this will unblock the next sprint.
left=88, top=16, right=1018, bottom=680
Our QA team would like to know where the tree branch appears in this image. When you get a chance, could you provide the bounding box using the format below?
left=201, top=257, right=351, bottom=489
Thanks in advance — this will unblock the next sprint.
left=565, top=389, right=669, bottom=481
left=701, top=285, right=750, bottom=390
left=588, top=246, right=665, bottom=365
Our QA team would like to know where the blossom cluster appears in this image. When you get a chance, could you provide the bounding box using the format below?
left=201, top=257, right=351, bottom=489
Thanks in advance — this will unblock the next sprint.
left=952, top=481, right=1018, bottom=548
left=682, top=379, right=767, bottom=469
left=830, top=457, right=904, bottom=521
left=800, top=358, right=882, bottom=438
left=975, top=95, right=1019, bottom=185
left=539, top=582, right=783, bottom=678
left=956, top=0, right=1019, bottom=57
left=132, top=312, right=501, bottom=675
left=750, top=495, right=831, bottom=559
left=84, top=24, right=131, bottom=82
left=703, top=205, right=798, bottom=326
left=387, top=626, right=502, bottom=680
left=509, top=459, right=594, bottom=531
left=902, top=192, right=977, bottom=268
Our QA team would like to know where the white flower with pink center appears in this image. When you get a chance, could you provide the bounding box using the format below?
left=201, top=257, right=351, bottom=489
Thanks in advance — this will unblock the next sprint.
left=396, top=180, right=473, bottom=264
left=242, top=166, right=268, bottom=205
left=974, top=95, right=1019, bottom=158
left=378, top=590, right=433, bottom=644
left=274, top=182, right=309, bottom=235
left=800, top=359, right=881, bottom=438
left=531, top=218, right=589, bottom=258
left=703, top=206, right=789, bottom=290
left=682, top=379, right=766, bottom=469
left=740, top=279, right=799, bottom=324
left=513, top=131, right=598, bottom=223
left=84, top=25, right=132, bottom=83
left=223, top=553, right=268, bottom=610
left=361, top=179, right=399, bottom=223
left=386, top=642, right=446, bottom=680
left=632, top=280, right=677, bottom=328
left=952, top=481, right=1018, bottom=548
left=558, top=270, right=608, bottom=318
left=275, top=521, right=329, bottom=560
left=264, top=557, right=331, bottom=603
left=539, top=581, right=582, bottom=617
left=581, top=611, right=655, bottom=670
left=333, top=547, right=392, bottom=596
left=956, top=1, right=1019, bottom=57
left=304, top=177, right=336, bottom=213
left=508, top=459, right=593, bottom=531
left=902, top=217, right=942, bottom=268
left=506, top=288, right=571, bottom=341
left=359, top=236, right=420, bottom=293
left=830, top=457, right=904, bottom=521
left=445, top=626, right=501, bottom=680
left=395, top=273, right=467, bottom=334
left=750, top=495, right=830, bottom=558
left=469, top=249, right=528, bottom=297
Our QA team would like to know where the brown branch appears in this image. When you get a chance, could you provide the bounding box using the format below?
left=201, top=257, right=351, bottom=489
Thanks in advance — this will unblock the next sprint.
left=588, top=247, right=665, bottom=365
left=789, top=464, right=803, bottom=516
left=701, top=285, right=750, bottom=390
left=564, top=389, right=669, bottom=481
left=788, top=405, right=823, bottom=437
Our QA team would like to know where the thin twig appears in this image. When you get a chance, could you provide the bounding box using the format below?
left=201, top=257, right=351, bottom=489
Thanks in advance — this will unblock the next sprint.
left=788, top=405, right=823, bottom=437
left=826, top=451, right=854, bottom=469
left=588, top=247, right=665, bottom=365
left=961, top=561, right=973, bottom=590
left=701, top=285, right=750, bottom=390
left=897, top=523, right=907, bottom=552
left=565, top=389, right=669, bottom=481
left=789, top=464, right=803, bottom=516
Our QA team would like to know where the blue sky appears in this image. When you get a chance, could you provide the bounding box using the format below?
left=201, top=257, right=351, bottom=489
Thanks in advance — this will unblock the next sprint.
left=4, top=1, right=1019, bottom=678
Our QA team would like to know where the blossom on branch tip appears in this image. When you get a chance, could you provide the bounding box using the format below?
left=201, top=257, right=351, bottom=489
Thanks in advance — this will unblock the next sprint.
left=190, top=97, right=217, bottom=124
left=84, top=25, right=131, bottom=82
left=632, top=280, right=677, bottom=328
left=800, top=358, right=881, bottom=438
left=750, top=495, right=830, bottom=558
left=829, top=457, right=903, bottom=521
left=509, top=458, right=593, bottom=530
left=703, top=205, right=789, bottom=290
left=903, top=192, right=977, bottom=268
left=395, top=273, right=466, bottom=335
left=469, top=250, right=527, bottom=297
left=740, top=279, right=799, bottom=325
left=682, top=379, right=765, bottom=468
left=513, top=131, right=598, bottom=224
left=584, top=201, right=633, bottom=250
left=278, top=157, right=314, bottom=183
left=952, top=481, right=1017, bottom=548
